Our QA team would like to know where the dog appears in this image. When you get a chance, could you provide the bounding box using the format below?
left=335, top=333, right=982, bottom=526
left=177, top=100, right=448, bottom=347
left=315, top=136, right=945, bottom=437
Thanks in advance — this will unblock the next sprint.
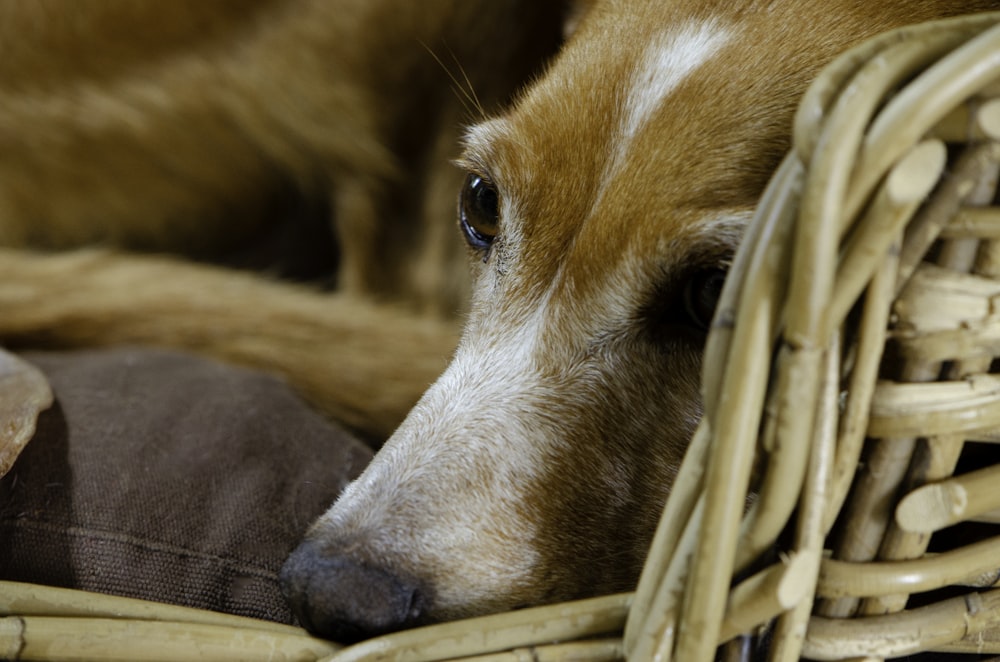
left=1, top=0, right=997, bottom=645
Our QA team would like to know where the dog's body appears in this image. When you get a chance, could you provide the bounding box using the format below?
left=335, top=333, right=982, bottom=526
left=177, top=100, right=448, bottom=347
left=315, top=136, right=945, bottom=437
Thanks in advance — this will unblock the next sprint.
left=1, top=0, right=997, bottom=644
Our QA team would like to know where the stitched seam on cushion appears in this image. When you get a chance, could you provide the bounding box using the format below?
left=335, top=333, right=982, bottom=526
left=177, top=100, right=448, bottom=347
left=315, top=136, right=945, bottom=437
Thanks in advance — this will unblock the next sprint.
left=0, top=519, right=279, bottom=581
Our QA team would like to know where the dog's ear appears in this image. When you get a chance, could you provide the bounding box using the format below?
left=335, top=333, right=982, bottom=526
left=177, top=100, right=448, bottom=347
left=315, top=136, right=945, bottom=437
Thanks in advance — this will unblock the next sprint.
left=562, top=0, right=596, bottom=40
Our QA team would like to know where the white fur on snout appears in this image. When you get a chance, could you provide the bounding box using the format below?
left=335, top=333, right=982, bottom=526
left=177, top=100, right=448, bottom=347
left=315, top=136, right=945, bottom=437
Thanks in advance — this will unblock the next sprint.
left=315, top=301, right=560, bottom=615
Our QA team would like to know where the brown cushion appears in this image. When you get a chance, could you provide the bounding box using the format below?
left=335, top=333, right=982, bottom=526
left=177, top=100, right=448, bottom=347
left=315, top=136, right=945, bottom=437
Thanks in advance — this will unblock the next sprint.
left=0, top=347, right=372, bottom=624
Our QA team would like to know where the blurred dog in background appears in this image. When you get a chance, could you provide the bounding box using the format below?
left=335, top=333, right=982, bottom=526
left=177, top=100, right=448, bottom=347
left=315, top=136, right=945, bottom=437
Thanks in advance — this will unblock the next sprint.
left=0, top=0, right=564, bottom=440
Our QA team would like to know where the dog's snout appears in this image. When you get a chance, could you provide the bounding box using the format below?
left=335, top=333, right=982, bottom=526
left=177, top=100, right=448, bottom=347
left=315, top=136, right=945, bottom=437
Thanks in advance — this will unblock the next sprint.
left=280, top=539, right=428, bottom=643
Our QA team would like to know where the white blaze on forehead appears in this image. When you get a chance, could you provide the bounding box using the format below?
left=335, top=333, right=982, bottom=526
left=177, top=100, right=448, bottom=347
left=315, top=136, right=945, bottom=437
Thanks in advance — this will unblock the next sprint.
left=621, top=19, right=731, bottom=143
left=596, top=19, right=732, bottom=207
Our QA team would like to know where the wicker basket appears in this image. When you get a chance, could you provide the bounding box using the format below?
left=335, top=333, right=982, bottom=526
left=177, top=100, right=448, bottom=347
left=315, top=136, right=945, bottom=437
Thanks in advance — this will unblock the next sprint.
left=625, top=10, right=1000, bottom=661
left=4, top=10, right=1000, bottom=662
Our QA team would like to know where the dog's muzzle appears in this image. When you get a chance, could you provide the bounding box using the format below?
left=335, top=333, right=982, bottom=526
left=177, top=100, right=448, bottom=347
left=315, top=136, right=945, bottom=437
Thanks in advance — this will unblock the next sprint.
left=280, top=539, right=429, bottom=643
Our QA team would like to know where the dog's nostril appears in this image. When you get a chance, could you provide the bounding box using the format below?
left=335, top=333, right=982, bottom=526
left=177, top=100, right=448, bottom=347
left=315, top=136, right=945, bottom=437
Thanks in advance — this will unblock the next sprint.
left=280, top=539, right=428, bottom=643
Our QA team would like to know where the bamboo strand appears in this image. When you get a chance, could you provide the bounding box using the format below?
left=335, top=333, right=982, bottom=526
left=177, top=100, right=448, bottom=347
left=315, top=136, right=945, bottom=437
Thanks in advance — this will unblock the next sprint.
left=846, top=20, right=1000, bottom=222
left=787, top=61, right=859, bottom=348
left=658, top=158, right=801, bottom=659
left=828, top=140, right=945, bottom=328
left=446, top=639, right=623, bottom=662
left=666, top=146, right=808, bottom=659
left=940, top=207, right=1000, bottom=240
left=700, top=153, right=802, bottom=421
left=793, top=13, right=990, bottom=162
left=0, top=581, right=303, bottom=635
left=719, top=554, right=814, bottom=644
left=928, top=627, right=1000, bottom=655
left=758, top=35, right=919, bottom=632
left=823, top=242, right=898, bottom=531
left=625, top=472, right=707, bottom=660
left=856, top=432, right=965, bottom=613
left=817, top=535, right=1000, bottom=598
left=892, top=262, right=1000, bottom=333
left=626, top=380, right=725, bottom=647
left=325, top=593, right=630, bottom=662
left=731, top=344, right=811, bottom=574
left=897, top=142, right=1000, bottom=289
left=865, top=373, right=1000, bottom=439
left=2, top=615, right=339, bottom=662
left=803, top=588, right=1000, bottom=660
left=671, top=298, right=776, bottom=661
left=894, top=321, right=1000, bottom=366
left=818, top=361, right=938, bottom=618
left=767, top=340, right=838, bottom=662
left=789, top=25, right=984, bottom=346
left=896, top=463, right=1000, bottom=534
left=703, top=155, right=802, bottom=576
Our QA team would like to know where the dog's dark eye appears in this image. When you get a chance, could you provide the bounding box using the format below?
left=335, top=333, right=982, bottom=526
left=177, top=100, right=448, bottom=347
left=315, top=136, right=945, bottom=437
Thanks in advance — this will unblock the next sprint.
left=682, top=269, right=726, bottom=330
left=459, top=174, right=500, bottom=252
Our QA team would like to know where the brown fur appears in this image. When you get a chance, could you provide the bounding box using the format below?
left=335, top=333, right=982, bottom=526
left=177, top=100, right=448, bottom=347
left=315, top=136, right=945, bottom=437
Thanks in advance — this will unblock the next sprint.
left=0, top=0, right=564, bottom=439
left=1, top=0, right=997, bottom=641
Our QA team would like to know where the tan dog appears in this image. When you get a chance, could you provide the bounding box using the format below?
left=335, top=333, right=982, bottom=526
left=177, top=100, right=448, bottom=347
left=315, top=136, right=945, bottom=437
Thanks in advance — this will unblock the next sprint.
left=0, top=0, right=996, bottom=644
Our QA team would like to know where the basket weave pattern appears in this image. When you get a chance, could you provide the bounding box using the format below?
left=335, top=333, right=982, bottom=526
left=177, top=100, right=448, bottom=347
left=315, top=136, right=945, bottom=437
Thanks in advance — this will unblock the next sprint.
left=625, top=11, right=1000, bottom=662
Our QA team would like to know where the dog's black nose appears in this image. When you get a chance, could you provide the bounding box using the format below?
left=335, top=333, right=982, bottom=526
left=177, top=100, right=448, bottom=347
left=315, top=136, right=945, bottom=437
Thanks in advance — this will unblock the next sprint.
left=280, top=539, right=428, bottom=643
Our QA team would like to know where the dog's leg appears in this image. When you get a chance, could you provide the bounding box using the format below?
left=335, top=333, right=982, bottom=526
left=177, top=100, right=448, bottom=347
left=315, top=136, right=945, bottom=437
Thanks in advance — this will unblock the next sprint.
left=0, top=249, right=458, bottom=442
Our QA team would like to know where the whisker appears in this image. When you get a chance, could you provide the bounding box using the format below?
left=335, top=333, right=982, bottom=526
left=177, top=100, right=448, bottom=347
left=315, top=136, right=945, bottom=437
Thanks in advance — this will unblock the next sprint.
left=419, top=40, right=485, bottom=120
left=448, top=46, right=485, bottom=119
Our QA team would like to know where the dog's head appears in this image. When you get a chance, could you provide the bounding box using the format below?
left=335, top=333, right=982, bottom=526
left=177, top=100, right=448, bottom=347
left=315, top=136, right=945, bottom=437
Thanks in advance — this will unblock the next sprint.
left=281, top=0, right=985, bottom=642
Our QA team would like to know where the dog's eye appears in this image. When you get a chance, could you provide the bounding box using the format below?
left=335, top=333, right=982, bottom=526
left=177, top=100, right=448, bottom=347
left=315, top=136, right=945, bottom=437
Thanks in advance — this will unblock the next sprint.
left=459, top=174, right=500, bottom=252
left=682, top=269, right=726, bottom=330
